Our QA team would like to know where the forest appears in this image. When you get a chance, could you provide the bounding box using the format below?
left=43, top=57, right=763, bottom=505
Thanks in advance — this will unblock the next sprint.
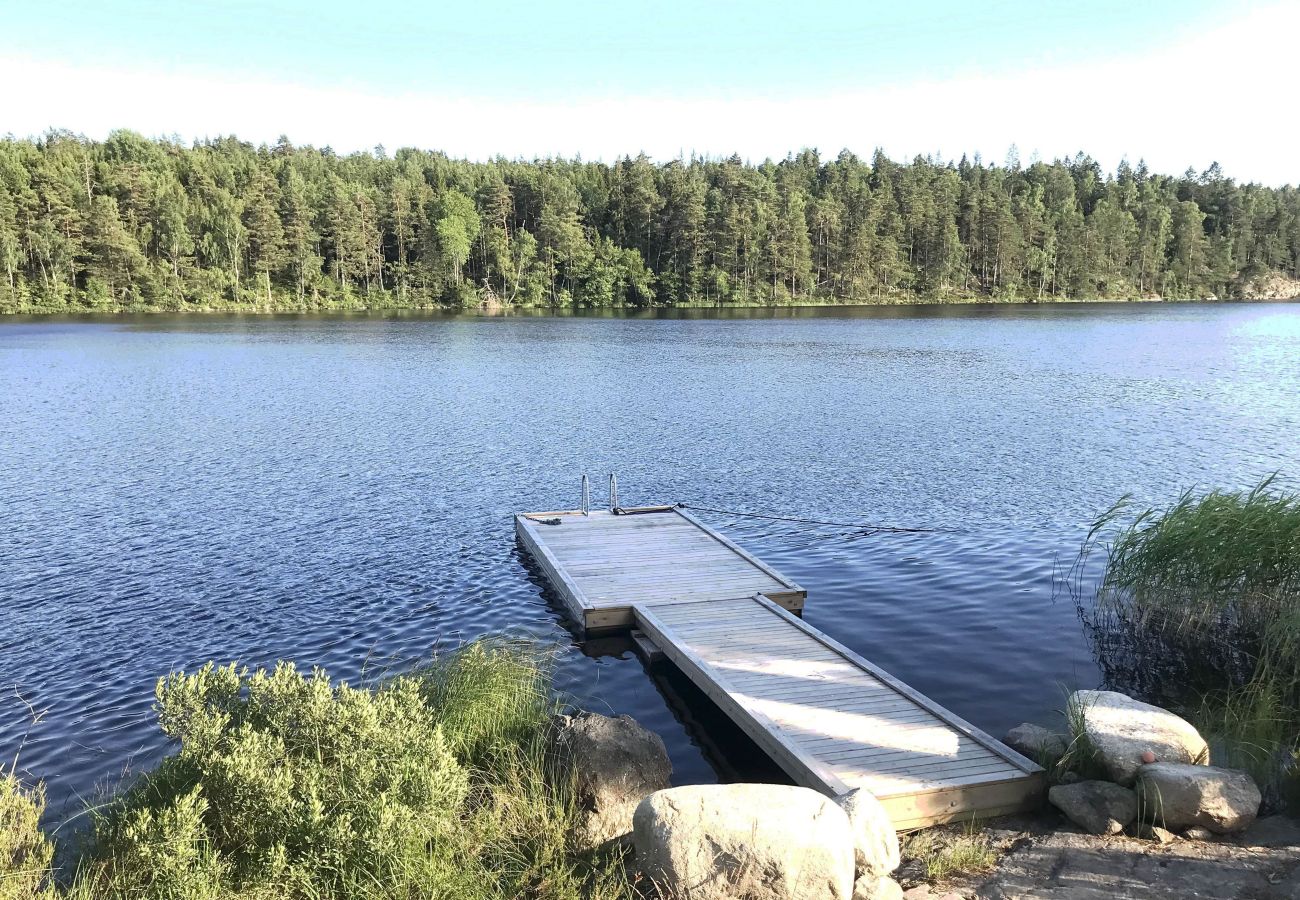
left=1, top=130, right=1297, bottom=312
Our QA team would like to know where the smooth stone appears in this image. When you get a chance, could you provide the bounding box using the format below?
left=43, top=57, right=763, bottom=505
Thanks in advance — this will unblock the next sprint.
left=852, top=875, right=904, bottom=900
left=633, top=783, right=856, bottom=900
left=836, top=788, right=901, bottom=877
left=548, top=711, right=671, bottom=849
left=1002, top=723, right=1067, bottom=767
left=1136, top=762, right=1261, bottom=834
left=1048, top=780, right=1139, bottom=835
left=1068, top=690, right=1209, bottom=785
left=1125, top=821, right=1178, bottom=843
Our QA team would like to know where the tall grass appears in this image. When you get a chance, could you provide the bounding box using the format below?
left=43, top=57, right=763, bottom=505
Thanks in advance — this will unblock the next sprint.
left=1081, top=476, right=1300, bottom=805
left=0, top=641, right=635, bottom=900
left=1, top=775, right=54, bottom=899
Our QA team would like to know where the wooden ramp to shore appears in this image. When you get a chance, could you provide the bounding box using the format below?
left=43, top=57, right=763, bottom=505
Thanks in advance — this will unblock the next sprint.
left=516, top=505, right=1044, bottom=828
left=634, top=596, right=1044, bottom=829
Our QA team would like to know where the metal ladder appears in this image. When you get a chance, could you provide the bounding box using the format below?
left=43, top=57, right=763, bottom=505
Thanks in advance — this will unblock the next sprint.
left=578, top=473, right=619, bottom=515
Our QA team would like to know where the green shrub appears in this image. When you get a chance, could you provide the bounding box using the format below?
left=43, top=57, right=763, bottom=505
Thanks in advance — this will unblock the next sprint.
left=1, top=774, right=53, bottom=900
left=65, top=642, right=634, bottom=900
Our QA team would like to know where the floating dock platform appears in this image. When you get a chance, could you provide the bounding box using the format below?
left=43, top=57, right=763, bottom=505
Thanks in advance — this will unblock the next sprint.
left=515, top=506, right=806, bottom=633
left=516, top=504, right=1044, bottom=828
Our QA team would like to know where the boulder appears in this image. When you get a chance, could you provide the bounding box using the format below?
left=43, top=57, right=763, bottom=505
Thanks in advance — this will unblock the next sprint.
left=835, top=789, right=900, bottom=877
left=1068, top=690, right=1209, bottom=785
left=1136, top=762, right=1261, bottom=834
left=548, top=711, right=671, bottom=849
left=1002, top=723, right=1067, bottom=768
left=853, top=875, right=904, bottom=900
left=633, top=784, right=856, bottom=900
left=1048, top=780, right=1139, bottom=835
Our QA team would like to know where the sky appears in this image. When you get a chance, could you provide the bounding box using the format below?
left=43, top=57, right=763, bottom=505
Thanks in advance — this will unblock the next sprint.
left=2, top=0, right=1296, bottom=185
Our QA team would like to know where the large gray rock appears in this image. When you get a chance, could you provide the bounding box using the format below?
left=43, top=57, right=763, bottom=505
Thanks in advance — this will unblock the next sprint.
left=1048, top=780, right=1139, bottom=835
left=1068, top=690, right=1209, bottom=785
left=1136, top=762, right=1261, bottom=834
left=633, top=784, right=856, bottom=900
left=852, top=874, right=903, bottom=900
left=835, top=789, right=900, bottom=877
left=1002, top=723, right=1067, bottom=768
left=548, top=711, right=671, bottom=849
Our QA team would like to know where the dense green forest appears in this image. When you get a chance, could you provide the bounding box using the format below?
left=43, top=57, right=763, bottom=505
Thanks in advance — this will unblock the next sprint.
left=1, top=131, right=1298, bottom=312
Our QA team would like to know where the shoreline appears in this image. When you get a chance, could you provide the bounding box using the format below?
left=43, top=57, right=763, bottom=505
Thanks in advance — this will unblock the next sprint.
left=5, top=295, right=1300, bottom=319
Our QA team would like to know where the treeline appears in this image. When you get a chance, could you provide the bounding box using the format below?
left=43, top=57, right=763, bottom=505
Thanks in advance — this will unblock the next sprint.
left=1, top=130, right=1298, bottom=312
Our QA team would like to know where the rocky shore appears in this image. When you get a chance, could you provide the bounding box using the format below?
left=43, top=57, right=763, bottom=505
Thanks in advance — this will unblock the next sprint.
left=549, top=689, right=1298, bottom=899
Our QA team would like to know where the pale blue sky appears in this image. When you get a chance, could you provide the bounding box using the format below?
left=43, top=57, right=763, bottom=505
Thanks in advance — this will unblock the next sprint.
left=5, top=0, right=1233, bottom=96
left=3, top=1, right=1295, bottom=184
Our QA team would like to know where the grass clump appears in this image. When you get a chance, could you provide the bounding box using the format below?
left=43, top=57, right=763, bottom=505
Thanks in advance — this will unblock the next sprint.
left=1, top=775, right=54, bottom=899
left=900, top=820, right=997, bottom=883
left=1081, top=475, right=1300, bottom=804
left=50, top=640, right=633, bottom=900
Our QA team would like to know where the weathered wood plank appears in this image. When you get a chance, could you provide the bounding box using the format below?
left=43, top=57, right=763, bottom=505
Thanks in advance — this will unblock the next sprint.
left=629, top=594, right=1044, bottom=828
left=633, top=602, right=852, bottom=796
left=752, top=595, right=1043, bottom=776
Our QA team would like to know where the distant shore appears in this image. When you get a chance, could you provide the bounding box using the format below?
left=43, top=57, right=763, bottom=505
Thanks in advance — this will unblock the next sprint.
left=7, top=293, right=1299, bottom=317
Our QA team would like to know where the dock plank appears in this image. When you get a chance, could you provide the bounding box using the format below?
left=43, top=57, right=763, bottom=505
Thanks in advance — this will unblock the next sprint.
left=632, top=595, right=1045, bottom=829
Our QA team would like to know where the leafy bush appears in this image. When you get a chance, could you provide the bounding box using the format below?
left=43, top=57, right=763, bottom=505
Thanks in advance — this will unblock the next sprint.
left=62, top=641, right=633, bottom=900
left=1, top=775, right=54, bottom=900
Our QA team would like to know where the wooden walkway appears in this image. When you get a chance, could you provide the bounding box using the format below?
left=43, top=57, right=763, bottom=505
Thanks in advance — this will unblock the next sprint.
left=516, top=505, right=1044, bottom=828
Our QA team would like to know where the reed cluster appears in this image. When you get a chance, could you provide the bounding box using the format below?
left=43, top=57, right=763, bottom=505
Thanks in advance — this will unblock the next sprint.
left=1086, top=476, right=1300, bottom=804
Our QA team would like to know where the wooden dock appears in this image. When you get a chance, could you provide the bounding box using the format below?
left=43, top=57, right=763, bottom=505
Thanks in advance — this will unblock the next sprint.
left=516, top=504, right=1044, bottom=828
left=515, top=506, right=806, bottom=633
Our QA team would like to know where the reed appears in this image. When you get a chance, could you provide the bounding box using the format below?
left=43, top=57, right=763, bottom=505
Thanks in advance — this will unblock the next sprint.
left=1082, top=476, right=1300, bottom=805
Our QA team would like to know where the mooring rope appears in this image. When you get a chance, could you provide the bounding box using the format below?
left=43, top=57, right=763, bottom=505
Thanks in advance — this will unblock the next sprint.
left=675, top=502, right=944, bottom=534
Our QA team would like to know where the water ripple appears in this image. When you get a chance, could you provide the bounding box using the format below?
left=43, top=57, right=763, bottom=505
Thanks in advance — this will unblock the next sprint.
left=2, top=303, right=1299, bottom=819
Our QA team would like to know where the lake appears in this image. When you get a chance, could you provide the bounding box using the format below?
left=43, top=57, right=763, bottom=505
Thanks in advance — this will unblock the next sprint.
left=3, top=302, right=1299, bottom=820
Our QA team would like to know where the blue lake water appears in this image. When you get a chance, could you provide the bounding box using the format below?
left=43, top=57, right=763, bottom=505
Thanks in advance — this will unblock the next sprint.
left=3, top=302, right=1299, bottom=820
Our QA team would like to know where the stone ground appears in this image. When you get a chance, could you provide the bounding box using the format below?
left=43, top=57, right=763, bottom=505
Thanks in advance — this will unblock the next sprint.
left=897, top=814, right=1300, bottom=900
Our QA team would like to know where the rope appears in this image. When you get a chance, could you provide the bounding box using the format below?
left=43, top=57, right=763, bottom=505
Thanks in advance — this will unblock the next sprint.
left=676, top=502, right=944, bottom=535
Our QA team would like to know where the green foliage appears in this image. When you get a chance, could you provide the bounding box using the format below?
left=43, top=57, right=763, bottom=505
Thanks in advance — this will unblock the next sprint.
left=901, top=819, right=997, bottom=883
left=55, top=642, right=634, bottom=900
left=1083, top=476, right=1300, bottom=807
left=2, top=132, right=1297, bottom=313
left=0, top=776, right=54, bottom=900
left=1094, top=476, right=1300, bottom=681
left=415, top=640, right=552, bottom=765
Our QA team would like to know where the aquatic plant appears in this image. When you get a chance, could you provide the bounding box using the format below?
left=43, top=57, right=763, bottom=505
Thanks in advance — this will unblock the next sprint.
left=1077, top=476, right=1300, bottom=804
left=58, top=641, right=633, bottom=900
